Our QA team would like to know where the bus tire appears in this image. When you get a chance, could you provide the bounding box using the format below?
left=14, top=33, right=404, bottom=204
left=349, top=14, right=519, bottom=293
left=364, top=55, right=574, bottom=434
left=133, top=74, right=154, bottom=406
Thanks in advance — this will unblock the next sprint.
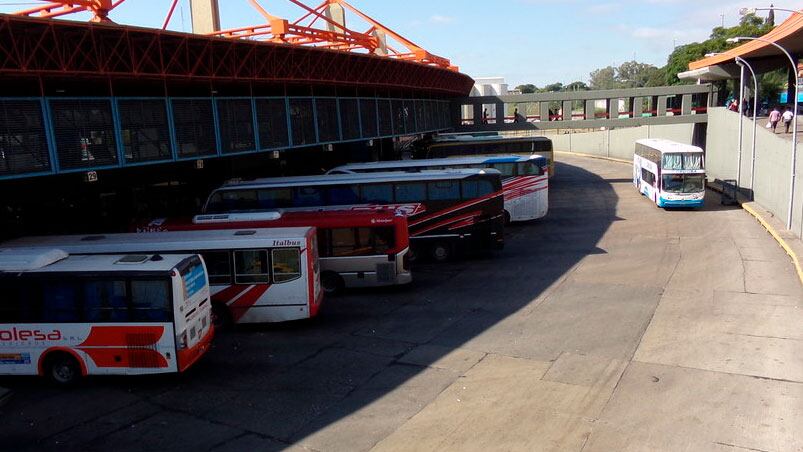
left=212, top=302, right=233, bottom=331
left=321, top=271, right=344, bottom=296
left=430, top=242, right=452, bottom=262
left=45, top=352, right=81, bottom=386
left=503, top=210, right=511, bottom=225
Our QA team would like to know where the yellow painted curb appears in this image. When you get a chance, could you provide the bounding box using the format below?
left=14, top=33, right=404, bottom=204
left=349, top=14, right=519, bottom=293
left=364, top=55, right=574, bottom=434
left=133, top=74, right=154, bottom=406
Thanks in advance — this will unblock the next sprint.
left=741, top=203, right=803, bottom=286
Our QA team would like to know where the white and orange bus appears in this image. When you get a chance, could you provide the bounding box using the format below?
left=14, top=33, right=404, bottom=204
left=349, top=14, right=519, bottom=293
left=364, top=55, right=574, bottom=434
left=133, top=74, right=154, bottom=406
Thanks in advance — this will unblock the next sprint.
left=4, top=228, right=322, bottom=328
left=0, top=248, right=213, bottom=385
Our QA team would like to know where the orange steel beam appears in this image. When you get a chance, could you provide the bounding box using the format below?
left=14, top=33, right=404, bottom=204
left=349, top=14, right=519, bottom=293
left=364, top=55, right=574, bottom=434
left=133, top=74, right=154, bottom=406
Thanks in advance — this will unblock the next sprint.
left=13, top=0, right=456, bottom=70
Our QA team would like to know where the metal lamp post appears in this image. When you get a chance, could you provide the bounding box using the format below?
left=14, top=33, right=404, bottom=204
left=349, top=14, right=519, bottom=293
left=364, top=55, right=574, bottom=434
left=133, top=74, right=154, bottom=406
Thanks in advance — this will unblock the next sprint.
left=734, top=56, right=759, bottom=199
left=726, top=36, right=798, bottom=230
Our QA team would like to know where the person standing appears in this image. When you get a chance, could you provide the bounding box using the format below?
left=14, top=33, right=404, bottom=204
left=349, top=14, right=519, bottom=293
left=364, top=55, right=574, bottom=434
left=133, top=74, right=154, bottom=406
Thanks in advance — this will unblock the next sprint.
left=769, top=106, right=781, bottom=133
left=782, top=107, right=794, bottom=133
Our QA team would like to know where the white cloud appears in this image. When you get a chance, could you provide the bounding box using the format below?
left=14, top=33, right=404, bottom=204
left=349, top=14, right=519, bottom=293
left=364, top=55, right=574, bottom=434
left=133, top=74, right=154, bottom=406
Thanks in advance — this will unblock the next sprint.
left=429, top=15, right=455, bottom=24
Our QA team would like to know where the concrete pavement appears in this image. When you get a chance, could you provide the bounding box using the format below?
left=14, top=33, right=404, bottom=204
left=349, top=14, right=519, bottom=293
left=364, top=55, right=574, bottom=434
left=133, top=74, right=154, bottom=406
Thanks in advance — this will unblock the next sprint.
left=0, top=155, right=800, bottom=452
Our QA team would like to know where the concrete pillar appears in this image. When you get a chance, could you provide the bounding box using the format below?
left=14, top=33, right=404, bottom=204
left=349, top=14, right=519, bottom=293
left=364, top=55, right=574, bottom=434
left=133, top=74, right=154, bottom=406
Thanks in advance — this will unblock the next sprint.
left=495, top=102, right=505, bottom=124
left=190, top=0, right=220, bottom=34
left=473, top=103, right=483, bottom=125
left=607, top=98, right=618, bottom=119
left=681, top=94, right=693, bottom=115
left=585, top=100, right=595, bottom=120
left=562, top=100, right=573, bottom=121
left=540, top=102, right=550, bottom=122
left=657, top=96, right=667, bottom=116
left=636, top=98, right=646, bottom=118
left=324, top=3, right=346, bottom=33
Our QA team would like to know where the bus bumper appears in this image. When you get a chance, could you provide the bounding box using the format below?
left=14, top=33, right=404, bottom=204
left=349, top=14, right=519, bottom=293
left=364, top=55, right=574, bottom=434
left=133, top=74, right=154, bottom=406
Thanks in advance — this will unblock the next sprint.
left=177, top=325, right=214, bottom=372
left=659, top=197, right=704, bottom=208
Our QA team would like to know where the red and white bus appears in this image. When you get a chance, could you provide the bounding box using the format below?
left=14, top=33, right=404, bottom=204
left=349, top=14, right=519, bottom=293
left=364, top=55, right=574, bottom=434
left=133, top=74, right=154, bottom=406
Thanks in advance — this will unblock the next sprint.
left=328, top=155, right=549, bottom=223
left=202, top=170, right=505, bottom=262
left=0, top=248, right=213, bottom=384
left=4, top=228, right=322, bottom=328
left=138, top=210, right=411, bottom=295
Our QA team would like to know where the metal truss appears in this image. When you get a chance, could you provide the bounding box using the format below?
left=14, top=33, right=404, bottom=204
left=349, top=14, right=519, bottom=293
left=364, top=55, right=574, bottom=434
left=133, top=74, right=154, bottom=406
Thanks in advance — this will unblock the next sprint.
left=0, top=14, right=473, bottom=96
left=11, top=0, right=456, bottom=70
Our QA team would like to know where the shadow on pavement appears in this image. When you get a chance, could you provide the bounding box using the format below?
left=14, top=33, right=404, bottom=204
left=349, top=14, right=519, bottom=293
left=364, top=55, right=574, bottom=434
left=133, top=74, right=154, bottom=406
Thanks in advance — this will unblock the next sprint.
left=0, top=161, right=619, bottom=451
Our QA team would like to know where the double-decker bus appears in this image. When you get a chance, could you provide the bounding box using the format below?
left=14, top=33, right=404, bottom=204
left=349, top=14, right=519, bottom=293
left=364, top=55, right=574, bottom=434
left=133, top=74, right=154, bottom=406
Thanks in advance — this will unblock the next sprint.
left=327, top=155, right=549, bottom=223
left=137, top=210, right=411, bottom=295
left=4, top=228, right=322, bottom=328
left=633, top=139, right=705, bottom=208
left=411, top=135, right=555, bottom=177
left=203, top=170, right=505, bottom=262
left=0, top=248, right=213, bottom=384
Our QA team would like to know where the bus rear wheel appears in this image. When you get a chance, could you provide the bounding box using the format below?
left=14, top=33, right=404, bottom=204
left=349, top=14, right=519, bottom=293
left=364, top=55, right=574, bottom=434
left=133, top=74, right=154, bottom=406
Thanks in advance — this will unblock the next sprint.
left=46, top=352, right=81, bottom=386
left=212, top=303, right=233, bottom=331
left=430, top=242, right=452, bottom=262
left=321, top=271, right=344, bottom=296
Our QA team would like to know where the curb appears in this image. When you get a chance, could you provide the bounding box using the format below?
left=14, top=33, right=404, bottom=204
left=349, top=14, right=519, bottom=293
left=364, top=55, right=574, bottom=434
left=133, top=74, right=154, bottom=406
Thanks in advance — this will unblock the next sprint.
left=741, top=203, right=803, bottom=286
left=557, top=151, right=803, bottom=287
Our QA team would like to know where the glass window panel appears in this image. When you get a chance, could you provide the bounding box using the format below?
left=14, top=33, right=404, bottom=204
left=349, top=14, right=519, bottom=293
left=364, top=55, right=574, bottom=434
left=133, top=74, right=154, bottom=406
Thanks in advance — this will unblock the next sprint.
left=395, top=183, right=426, bottom=202
left=490, top=163, right=516, bottom=177
left=202, top=251, right=231, bottom=285
left=257, top=188, right=292, bottom=209
left=130, top=279, right=171, bottom=322
left=326, top=185, right=360, bottom=205
left=662, top=153, right=683, bottom=170
left=83, top=280, right=128, bottom=322
left=331, top=228, right=357, bottom=256
left=294, top=187, right=323, bottom=207
left=42, top=281, right=80, bottom=323
left=518, top=161, right=540, bottom=175
left=683, top=154, right=703, bottom=170
left=427, top=181, right=461, bottom=201
left=272, top=249, right=301, bottom=282
left=361, top=184, right=393, bottom=203
left=235, top=250, right=270, bottom=284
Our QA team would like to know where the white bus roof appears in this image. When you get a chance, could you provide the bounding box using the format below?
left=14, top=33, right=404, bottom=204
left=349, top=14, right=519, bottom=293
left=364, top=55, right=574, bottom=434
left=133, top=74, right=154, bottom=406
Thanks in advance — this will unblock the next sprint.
left=0, top=248, right=69, bottom=271
left=0, top=249, right=191, bottom=273
left=329, top=155, right=545, bottom=173
left=635, top=139, right=704, bottom=154
left=3, top=227, right=313, bottom=256
left=220, top=169, right=500, bottom=189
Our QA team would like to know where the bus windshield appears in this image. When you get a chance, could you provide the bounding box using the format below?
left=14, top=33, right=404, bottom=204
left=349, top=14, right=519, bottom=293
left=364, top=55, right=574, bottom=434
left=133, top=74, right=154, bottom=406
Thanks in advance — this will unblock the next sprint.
left=662, top=174, right=704, bottom=193
left=662, top=153, right=703, bottom=170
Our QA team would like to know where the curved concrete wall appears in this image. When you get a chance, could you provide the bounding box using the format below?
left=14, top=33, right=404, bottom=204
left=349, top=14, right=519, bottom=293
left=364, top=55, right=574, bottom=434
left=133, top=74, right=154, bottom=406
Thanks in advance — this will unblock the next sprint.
left=553, top=123, right=695, bottom=160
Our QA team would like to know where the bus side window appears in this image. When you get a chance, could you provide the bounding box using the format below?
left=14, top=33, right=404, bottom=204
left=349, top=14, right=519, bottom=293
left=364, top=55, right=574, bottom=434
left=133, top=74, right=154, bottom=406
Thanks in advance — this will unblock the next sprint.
left=84, top=279, right=129, bottom=322
left=361, top=184, right=393, bottom=203
left=223, top=190, right=258, bottom=212
left=428, top=181, right=461, bottom=201
left=272, top=249, right=301, bottom=283
left=641, top=168, right=656, bottom=186
left=130, top=279, right=171, bottom=322
left=257, top=189, right=292, bottom=209
left=395, top=182, right=426, bottom=202
left=490, top=163, right=516, bottom=177
left=234, top=250, right=270, bottom=284
left=518, top=161, right=540, bottom=176
left=327, top=185, right=360, bottom=206
left=461, top=179, right=495, bottom=199
left=42, top=280, right=80, bottom=323
left=295, top=187, right=323, bottom=207
left=331, top=228, right=357, bottom=257
left=202, top=251, right=232, bottom=285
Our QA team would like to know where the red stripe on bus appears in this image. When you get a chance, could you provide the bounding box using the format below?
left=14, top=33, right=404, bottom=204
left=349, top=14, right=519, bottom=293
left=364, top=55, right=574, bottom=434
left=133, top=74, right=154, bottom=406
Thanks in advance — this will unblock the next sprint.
left=413, top=210, right=482, bottom=236
left=228, top=285, right=271, bottom=322
left=77, top=326, right=165, bottom=347
left=211, top=284, right=251, bottom=303
left=408, top=191, right=503, bottom=227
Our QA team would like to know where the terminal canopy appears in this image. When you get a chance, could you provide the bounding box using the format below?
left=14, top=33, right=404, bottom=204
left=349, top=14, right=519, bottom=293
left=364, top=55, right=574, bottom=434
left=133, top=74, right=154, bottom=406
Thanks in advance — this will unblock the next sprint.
left=680, top=12, right=803, bottom=82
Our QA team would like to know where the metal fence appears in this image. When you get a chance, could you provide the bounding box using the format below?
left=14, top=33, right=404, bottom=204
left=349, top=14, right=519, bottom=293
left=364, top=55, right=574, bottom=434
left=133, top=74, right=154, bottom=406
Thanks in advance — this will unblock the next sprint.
left=0, top=96, right=451, bottom=180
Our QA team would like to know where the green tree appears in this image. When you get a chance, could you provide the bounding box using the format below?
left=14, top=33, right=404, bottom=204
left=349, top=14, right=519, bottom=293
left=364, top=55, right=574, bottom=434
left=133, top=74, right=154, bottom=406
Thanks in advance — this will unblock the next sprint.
left=540, top=82, right=564, bottom=92
left=589, top=66, right=617, bottom=90
left=564, top=81, right=590, bottom=91
left=515, top=84, right=537, bottom=94
left=617, top=61, right=662, bottom=88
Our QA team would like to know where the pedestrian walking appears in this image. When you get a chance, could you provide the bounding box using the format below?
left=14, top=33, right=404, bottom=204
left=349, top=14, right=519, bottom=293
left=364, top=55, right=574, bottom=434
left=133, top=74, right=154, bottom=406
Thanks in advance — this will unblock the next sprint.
left=782, top=107, right=794, bottom=133
left=769, top=106, right=781, bottom=133
left=482, top=108, right=489, bottom=124
left=728, top=98, right=739, bottom=112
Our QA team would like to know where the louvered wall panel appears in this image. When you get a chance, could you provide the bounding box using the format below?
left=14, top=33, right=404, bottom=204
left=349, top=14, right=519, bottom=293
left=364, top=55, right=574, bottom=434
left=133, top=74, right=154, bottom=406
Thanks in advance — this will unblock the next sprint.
left=0, top=99, right=51, bottom=176
left=171, top=99, right=217, bottom=158
left=50, top=99, right=118, bottom=170
left=117, top=99, right=172, bottom=163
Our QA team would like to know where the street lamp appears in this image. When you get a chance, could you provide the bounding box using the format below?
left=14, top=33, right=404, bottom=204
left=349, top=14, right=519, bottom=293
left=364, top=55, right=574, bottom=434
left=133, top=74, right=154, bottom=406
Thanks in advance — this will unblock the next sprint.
left=735, top=57, right=759, bottom=199
left=739, top=6, right=800, bottom=15
left=727, top=36, right=798, bottom=230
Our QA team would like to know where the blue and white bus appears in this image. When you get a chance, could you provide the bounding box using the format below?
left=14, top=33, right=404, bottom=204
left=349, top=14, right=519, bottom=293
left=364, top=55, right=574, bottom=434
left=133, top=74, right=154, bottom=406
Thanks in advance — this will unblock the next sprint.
left=327, top=155, right=549, bottom=223
left=633, top=139, right=705, bottom=208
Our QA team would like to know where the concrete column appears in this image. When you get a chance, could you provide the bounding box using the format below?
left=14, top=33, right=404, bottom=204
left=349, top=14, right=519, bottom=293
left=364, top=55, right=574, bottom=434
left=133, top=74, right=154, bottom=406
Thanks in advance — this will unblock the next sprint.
left=681, top=94, right=693, bottom=115
left=633, top=97, right=643, bottom=117
left=540, top=102, right=550, bottom=122
left=607, top=98, right=618, bottom=119
left=190, top=0, right=220, bottom=34
left=473, top=103, right=483, bottom=125
left=657, top=96, right=667, bottom=116
left=562, top=101, right=573, bottom=121
left=585, top=100, right=595, bottom=120
left=496, top=102, right=505, bottom=124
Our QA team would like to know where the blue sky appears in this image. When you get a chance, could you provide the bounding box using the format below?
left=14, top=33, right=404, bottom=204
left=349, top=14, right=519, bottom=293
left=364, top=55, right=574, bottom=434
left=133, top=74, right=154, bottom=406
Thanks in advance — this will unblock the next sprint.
left=0, top=0, right=791, bottom=87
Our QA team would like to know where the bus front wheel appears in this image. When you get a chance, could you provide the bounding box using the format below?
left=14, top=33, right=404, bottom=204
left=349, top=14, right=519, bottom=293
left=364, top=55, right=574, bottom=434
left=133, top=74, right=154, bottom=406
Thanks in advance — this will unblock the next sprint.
left=46, top=352, right=81, bottom=386
left=321, top=271, right=345, bottom=296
